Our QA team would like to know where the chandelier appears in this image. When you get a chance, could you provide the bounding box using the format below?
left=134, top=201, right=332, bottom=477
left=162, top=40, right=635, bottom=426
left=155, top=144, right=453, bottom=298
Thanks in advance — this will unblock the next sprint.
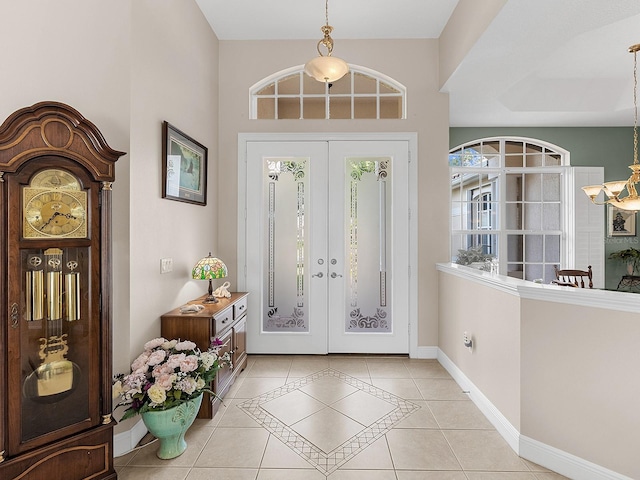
left=582, top=44, right=640, bottom=211
left=304, top=0, right=349, bottom=83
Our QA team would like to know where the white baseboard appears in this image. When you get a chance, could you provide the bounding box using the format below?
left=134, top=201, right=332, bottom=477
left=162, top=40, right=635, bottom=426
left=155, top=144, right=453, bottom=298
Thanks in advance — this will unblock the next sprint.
left=411, top=345, right=438, bottom=359
left=520, top=435, right=635, bottom=480
left=437, top=349, right=520, bottom=453
left=437, top=348, right=632, bottom=480
left=113, top=418, right=147, bottom=457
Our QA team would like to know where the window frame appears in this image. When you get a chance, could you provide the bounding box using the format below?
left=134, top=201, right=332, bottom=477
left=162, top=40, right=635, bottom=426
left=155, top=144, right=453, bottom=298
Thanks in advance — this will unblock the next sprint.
left=450, top=137, right=571, bottom=282
left=249, top=65, right=407, bottom=120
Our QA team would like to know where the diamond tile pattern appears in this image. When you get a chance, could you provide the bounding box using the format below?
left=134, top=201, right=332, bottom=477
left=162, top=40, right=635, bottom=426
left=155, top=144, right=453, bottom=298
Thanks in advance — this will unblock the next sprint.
left=238, top=368, right=420, bottom=474
left=116, top=356, right=571, bottom=480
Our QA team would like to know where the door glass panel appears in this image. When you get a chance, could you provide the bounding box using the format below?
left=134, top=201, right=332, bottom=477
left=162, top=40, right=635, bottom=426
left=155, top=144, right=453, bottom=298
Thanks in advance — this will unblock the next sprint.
left=344, top=157, right=391, bottom=333
left=263, top=157, right=308, bottom=332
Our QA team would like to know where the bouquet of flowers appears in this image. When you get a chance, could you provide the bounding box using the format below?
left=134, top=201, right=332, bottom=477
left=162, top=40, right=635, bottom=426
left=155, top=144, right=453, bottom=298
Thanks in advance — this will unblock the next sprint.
left=114, top=337, right=231, bottom=420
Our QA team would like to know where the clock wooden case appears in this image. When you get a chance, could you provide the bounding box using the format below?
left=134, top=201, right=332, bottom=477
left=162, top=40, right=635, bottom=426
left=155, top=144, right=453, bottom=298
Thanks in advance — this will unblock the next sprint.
left=0, top=102, right=125, bottom=479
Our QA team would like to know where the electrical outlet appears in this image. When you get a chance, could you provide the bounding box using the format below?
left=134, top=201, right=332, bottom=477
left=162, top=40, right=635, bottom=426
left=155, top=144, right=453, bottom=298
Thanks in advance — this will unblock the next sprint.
left=160, top=258, right=173, bottom=274
left=463, top=331, right=473, bottom=351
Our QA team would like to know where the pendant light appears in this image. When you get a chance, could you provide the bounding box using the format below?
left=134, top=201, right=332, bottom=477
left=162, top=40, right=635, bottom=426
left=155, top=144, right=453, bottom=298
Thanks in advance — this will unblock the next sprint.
left=582, top=44, right=640, bottom=211
left=304, top=0, right=349, bottom=83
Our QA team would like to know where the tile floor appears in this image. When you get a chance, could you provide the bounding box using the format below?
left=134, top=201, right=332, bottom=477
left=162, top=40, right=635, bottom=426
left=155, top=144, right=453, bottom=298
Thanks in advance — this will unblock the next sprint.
left=115, top=355, right=569, bottom=480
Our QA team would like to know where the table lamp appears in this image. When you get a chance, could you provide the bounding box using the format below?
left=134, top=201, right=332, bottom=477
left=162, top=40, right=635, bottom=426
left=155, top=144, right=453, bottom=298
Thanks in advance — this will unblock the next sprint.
left=192, top=253, right=228, bottom=303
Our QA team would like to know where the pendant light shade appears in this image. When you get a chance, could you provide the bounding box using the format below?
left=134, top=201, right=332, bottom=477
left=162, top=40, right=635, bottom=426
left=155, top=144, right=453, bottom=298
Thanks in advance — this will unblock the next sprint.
left=304, top=54, right=349, bottom=83
left=304, top=0, right=349, bottom=83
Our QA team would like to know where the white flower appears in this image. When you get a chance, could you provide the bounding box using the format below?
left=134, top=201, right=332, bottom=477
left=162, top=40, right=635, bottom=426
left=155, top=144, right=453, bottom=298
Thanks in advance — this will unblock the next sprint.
left=162, top=339, right=177, bottom=350
left=175, top=377, right=197, bottom=394
left=112, top=380, right=124, bottom=400
left=200, top=351, right=215, bottom=369
left=147, top=384, right=167, bottom=405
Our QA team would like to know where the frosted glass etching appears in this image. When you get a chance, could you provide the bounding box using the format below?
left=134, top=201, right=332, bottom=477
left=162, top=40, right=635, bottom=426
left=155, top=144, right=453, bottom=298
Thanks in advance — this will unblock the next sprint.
left=264, top=159, right=308, bottom=332
left=346, top=159, right=391, bottom=332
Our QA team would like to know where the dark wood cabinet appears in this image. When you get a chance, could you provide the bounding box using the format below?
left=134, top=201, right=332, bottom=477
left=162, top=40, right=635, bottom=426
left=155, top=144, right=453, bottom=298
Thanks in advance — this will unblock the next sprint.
left=0, top=102, right=124, bottom=479
left=161, top=292, right=249, bottom=418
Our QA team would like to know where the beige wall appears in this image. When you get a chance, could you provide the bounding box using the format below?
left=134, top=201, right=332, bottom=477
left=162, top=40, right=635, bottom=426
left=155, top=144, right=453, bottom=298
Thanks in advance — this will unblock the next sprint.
left=521, top=299, right=639, bottom=478
left=439, top=267, right=640, bottom=479
left=126, top=0, right=219, bottom=371
left=438, top=271, right=521, bottom=428
left=0, top=1, right=220, bottom=432
left=218, top=39, right=450, bottom=348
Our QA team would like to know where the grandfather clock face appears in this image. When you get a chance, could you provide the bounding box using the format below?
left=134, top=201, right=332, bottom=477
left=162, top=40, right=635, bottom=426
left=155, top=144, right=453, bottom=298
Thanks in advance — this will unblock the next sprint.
left=22, top=169, right=88, bottom=239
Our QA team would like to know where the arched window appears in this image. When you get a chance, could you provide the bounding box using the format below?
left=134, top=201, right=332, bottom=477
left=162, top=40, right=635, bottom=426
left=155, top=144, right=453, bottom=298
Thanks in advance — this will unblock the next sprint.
left=250, top=65, right=406, bottom=120
left=449, top=137, right=571, bottom=283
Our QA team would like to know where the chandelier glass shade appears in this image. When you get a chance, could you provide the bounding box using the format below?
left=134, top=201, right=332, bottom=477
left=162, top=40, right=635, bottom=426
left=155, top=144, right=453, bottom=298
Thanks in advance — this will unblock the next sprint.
left=582, top=44, right=640, bottom=211
left=304, top=0, right=349, bottom=83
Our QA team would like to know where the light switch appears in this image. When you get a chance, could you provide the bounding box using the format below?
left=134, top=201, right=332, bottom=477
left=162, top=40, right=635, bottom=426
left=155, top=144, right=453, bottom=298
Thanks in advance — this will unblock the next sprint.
left=160, top=258, right=173, bottom=274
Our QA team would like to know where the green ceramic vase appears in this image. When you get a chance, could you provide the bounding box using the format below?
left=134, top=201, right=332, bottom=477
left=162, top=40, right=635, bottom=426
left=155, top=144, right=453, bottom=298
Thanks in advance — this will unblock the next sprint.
left=141, top=394, right=202, bottom=459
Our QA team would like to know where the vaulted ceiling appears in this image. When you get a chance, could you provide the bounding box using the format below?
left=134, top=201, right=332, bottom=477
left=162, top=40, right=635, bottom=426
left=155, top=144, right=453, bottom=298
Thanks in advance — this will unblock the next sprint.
left=196, top=0, right=640, bottom=127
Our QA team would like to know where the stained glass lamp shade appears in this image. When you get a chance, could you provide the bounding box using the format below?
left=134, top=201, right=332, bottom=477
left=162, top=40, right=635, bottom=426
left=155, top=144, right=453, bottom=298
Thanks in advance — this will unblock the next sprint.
left=192, top=253, right=228, bottom=303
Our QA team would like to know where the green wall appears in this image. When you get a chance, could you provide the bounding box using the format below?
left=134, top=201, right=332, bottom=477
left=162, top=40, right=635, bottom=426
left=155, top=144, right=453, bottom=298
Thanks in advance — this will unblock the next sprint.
left=450, top=127, right=639, bottom=290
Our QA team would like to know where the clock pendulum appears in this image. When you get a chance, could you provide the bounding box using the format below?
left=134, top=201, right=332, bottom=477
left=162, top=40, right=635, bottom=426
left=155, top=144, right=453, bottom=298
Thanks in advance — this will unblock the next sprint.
left=23, top=248, right=79, bottom=400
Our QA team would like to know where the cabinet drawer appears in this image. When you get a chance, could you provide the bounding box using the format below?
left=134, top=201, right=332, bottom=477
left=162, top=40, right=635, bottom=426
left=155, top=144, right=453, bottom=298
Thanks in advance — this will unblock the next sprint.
left=234, top=295, right=247, bottom=319
left=213, top=307, right=233, bottom=334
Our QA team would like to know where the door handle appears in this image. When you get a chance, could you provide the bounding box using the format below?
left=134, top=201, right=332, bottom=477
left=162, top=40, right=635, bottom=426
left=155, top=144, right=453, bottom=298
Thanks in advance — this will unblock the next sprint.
left=312, top=272, right=324, bottom=278
left=331, top=272, right=343, bottom=278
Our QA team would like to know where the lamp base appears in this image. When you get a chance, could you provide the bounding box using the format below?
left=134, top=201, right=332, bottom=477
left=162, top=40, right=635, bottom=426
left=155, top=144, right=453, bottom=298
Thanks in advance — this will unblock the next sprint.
left=203, top=295, right=219, bottom=304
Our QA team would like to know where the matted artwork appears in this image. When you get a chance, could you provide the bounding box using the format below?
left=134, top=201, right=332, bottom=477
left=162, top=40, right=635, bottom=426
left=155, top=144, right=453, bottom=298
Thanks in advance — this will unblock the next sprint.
left=162, top=121, right=207, bottom=205
left=608, top=204, right=636, bottom=237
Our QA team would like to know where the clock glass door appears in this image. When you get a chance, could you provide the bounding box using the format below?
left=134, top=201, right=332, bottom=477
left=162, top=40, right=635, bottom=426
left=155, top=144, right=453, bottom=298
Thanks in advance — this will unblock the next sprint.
left=7, top=165, right=99, bottom=454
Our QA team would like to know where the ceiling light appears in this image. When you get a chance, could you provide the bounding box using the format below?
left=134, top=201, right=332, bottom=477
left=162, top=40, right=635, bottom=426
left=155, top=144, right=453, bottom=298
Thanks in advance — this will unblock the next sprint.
left=582, top=44, right=640, bottom=211
left=304, top=0, right=349, bottom=83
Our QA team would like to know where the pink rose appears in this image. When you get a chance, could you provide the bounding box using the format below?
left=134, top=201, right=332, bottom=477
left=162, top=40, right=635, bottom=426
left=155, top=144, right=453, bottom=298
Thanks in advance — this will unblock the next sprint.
left=166, top=353, right=186, bottom=370
left=180, top=355, right=199, bottom=372
left=144, top=337, right=167, bottom=351
left=152, top=363, right=173, bottom=378
left=147, top=349, right=166, bottom=366
left=130, top=352, right=150, bottom=373
left=155, top=373, right=176, bottom=390
left=175, top=340, right=197, bottom=351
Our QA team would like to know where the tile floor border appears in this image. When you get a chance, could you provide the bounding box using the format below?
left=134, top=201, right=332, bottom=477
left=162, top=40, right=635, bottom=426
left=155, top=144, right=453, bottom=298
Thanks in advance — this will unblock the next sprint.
left=238, top=368, right=420, bottom=474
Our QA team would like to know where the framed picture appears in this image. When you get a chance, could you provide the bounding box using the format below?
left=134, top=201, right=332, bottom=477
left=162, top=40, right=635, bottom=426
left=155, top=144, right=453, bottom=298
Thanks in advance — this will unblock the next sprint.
left=607, top=204, right=636, bottom=237
left=162, top=121, right=208, bottom=205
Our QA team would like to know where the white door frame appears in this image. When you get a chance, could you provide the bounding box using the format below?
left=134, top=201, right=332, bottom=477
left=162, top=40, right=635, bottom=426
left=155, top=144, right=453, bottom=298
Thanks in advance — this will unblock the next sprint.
left=237, top=132, right=419, bottom=357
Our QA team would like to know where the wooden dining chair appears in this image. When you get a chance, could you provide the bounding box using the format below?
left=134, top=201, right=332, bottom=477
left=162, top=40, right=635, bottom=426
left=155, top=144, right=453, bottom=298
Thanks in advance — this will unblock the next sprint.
left=552, top=265, right=593, bottom=288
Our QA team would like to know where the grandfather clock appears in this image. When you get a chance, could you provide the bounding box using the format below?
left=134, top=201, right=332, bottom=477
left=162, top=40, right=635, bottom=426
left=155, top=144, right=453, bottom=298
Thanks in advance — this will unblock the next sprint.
left=0, top=102, right=124, bottom=479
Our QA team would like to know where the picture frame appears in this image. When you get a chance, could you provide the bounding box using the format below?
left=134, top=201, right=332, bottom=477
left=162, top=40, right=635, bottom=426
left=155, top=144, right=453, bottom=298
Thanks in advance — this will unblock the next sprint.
left=162, top=121, right=208, bottom=205
left=607, top=204, right=636, bottom=237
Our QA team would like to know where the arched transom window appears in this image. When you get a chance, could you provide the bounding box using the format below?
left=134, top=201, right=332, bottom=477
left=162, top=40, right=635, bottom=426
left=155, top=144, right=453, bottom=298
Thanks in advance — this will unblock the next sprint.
left=250, top=65, right=406, bottom=120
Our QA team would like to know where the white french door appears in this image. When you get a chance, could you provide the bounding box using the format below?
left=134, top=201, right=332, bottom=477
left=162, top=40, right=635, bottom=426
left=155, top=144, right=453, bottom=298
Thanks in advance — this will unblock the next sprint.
left=243, top=139, right=410, bottom=354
